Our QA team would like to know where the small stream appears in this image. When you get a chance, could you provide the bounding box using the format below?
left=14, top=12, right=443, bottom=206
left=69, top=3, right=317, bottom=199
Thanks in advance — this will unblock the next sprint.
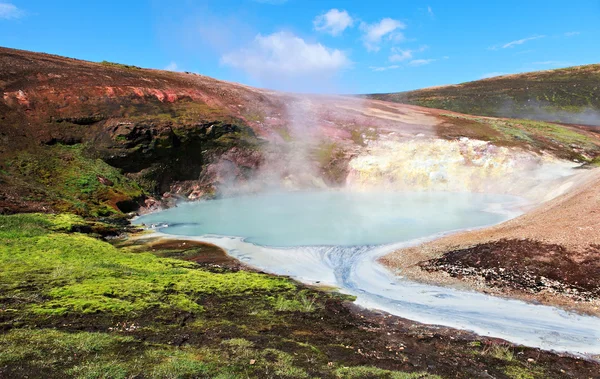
left=136, top=191, right=600, bottom=355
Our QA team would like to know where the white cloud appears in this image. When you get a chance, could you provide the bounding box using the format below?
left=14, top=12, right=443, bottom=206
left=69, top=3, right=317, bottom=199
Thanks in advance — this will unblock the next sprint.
left=489, top=35, right=545, bottom=50
left=360, top=18, right=406, bottom=52
left=427, top=6, right=434, bottom=18
left=389, top=45, right=427, bottom=62
left=314, top=9, right=353, bottom=36
left=389, top=49, right=412, bottom=62
left=564, top=31, right=580, bottom=37
left=221, top=31, right=350, bottom=79
left=370, top=65, right=400, bottom=72
left=480, top=72, right=508, bottom=79
left=408, top=58, right=435, bottom=66
left=164, top=62, right=179, bottom=71
left=0, top=2, right=24, bottom=19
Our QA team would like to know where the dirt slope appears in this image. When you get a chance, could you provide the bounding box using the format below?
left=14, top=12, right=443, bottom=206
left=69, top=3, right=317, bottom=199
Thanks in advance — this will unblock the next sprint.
left=366, top=64, right=600, bottom=126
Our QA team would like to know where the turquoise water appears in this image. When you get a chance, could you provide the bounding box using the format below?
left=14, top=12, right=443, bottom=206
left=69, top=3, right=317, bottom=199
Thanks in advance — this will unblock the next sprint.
left=136, top=191, right=600, bottom=354
left=136, top=191, right=516, bottom=247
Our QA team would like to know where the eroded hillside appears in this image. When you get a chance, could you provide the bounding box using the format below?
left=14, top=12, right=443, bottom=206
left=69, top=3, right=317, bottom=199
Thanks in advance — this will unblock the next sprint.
left=2, top=47, right=600, bottom=218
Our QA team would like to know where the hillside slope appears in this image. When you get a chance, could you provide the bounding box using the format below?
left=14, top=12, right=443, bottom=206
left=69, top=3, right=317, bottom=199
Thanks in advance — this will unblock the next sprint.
left=3, top=47, right=600, bottom=218
left=366, top=64, right=600, bottom=126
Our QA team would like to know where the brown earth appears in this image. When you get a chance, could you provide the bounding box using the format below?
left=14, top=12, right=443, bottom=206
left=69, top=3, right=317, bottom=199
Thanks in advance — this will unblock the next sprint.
left=84, top=238, right=600, bottom=378
left=5, top=232, right=597, bottom=378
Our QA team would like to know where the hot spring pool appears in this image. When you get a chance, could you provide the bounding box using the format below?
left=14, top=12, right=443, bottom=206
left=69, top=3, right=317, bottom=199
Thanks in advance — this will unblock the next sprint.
left=136, top=191, right=516, bottom=247
left=136, top=191, right=600, bottom=355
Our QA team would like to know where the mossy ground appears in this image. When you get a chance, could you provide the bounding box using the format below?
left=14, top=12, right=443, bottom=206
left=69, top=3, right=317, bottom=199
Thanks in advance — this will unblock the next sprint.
left=1, top=213, right=595, bottom=378
left=438, top=113, right=600, bottom=161
left=0, top=213, right=434, bottom=378
left=1, top=144, right=144, bottom=216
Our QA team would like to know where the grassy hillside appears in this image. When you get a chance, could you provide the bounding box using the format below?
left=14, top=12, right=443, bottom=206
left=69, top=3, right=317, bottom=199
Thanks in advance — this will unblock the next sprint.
left=367, top=64, right=600, bottom=126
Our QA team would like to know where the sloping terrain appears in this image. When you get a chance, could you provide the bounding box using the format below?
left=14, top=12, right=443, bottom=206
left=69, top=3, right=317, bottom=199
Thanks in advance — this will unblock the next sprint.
left=366, top=64, right=600, bottom=126
left=2, top=47, right=600, bottom=218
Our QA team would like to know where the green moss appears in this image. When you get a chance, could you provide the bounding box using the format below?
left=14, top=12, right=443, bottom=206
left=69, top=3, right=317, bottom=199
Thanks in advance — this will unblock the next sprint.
left=483, top=344, right=514, bottom=362
left=334, top=366, right=440, bottom=378
left=68, top=361, right=129, bottom=379
left=515, top=119, right=595, bottom=147
left=272, top=292, right=320, bottom=312
left=0, top=329, right=133, bottom=366
left=0, top=213, right=296, bottom=316
left=147, top=349, right=215, bottom=379
left=1, top=325, right=444, bottom=379
left=266, top=350, right=310, bottom=377
left=0, top=213, right=84, bottom=238
left=440, top=113, right=599, bottom=160
left=7, top=144, right=144, bottom=216
left=503, top=365, right=544, bottom=379
left=99, top=60, right=141, bottom=70
left=587, top=156, right=600, bottom=167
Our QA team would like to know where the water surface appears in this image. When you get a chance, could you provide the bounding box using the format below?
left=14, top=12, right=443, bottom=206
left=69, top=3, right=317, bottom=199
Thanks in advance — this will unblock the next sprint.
left=136, top=191, right=600, bottom=355
left=137, top=191, right=515, bottom=246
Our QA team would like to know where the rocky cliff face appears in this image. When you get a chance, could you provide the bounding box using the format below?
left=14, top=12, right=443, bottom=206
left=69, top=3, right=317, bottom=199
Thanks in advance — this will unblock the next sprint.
left=1, top=47, right=600, bottom=217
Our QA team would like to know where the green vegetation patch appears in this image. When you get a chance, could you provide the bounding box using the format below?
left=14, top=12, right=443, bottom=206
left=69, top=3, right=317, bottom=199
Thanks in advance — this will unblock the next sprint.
left=6, top=144, right=144, bottom=216
left=503, top=364, right=547, bottom=379
left=99, top=60, right=141, bottom=70
left=0, top=328, right=134, bottom=367
left=122, top=100, right=235, bottom=125
left=334, top=366, right=440, bottom=379
left=0, top=213, right=295, bottom=316
left=0, top=212, right=585, bottom=378
left=0, top=327, right=447, bottom=379
left=440, top=113, right=600, bottom=160
left=0, top=213, right=84, bottom=238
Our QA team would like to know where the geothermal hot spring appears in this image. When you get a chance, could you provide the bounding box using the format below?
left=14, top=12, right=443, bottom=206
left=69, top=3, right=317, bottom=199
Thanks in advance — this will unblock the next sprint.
left=136, top=191, right=600, bottom=355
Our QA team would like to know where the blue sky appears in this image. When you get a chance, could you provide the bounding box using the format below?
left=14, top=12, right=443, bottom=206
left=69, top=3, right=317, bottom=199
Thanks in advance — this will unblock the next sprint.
left=1, top=0, right=599, bottom=93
